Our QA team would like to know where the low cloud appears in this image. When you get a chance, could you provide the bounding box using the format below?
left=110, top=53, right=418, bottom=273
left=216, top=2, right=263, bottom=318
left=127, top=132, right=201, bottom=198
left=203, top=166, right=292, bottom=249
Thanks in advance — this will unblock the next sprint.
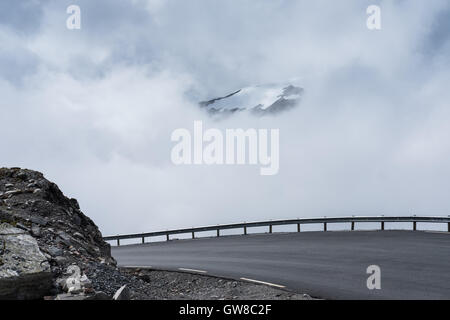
left=1, top=0, right=450, bottom=235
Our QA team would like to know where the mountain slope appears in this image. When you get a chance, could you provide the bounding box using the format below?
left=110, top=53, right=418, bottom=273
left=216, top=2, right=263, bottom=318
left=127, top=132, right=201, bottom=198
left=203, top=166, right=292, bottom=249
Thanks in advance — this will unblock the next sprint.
left=200, top=81, right=304, bottom=117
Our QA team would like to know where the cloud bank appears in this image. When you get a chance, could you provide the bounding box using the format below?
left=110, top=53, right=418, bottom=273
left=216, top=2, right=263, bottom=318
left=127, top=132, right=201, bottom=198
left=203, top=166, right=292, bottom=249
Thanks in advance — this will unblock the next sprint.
left=1, top=0, right=450, bottom=235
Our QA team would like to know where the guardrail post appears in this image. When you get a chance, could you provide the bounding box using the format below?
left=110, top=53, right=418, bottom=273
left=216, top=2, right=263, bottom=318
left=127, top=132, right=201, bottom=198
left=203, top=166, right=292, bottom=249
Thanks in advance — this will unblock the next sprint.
left=324, top=223, right=327, bottom=231
left=297, top=223, right=301, bottom=232
left=166, top=234, right=169, bottom=241
left=269, top=225, right=272, bottom=233
left=217, top=229, right=220, bottom=237
left=192, top=231, right=195, bottom=239
left=117, top=239, right=120, bottom=246
left=351, top=222, right=355, bottom=231
left=448, top=222, right=450, bottom=233
left=142, top=237, right=145, bottom=244
left=381, top=222, right=384, bottom=231
left=244, top=226, right=247, bottom=235
left=413, top=221, right=417, bottom=231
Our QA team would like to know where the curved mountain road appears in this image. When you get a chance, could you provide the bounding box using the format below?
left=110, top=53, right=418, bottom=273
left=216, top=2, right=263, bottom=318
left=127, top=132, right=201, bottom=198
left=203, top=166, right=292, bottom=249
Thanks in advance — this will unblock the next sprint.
left=111, top=230, right=450, bottom=299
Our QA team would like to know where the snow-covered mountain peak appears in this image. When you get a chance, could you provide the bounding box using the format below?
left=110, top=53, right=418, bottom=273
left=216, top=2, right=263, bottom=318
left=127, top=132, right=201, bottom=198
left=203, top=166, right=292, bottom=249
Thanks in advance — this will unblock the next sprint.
left=200, top=81, right=303, bottom=117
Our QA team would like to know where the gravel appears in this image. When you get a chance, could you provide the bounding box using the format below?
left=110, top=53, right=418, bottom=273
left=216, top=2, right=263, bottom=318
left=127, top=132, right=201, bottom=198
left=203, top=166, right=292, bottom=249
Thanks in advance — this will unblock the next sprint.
left=118, top=267, right=313, bottom=300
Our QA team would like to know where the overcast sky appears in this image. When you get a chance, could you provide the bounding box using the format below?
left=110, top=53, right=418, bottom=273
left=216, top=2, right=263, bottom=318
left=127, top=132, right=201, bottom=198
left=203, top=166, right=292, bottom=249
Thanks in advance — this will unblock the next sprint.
left=1, top=0, right=450, bottom=236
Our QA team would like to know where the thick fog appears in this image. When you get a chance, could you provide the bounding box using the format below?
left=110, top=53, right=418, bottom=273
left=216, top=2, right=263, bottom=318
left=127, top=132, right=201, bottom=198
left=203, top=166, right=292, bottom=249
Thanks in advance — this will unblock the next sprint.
left=1, top=0, right=449, bottom=235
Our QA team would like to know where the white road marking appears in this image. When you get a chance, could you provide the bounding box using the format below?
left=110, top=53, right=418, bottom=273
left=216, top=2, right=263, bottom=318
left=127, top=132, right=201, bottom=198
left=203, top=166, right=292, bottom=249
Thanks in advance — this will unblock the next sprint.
left=240, top=277, right=286, bottom=288
left=178, top=268, right=208, bottom=273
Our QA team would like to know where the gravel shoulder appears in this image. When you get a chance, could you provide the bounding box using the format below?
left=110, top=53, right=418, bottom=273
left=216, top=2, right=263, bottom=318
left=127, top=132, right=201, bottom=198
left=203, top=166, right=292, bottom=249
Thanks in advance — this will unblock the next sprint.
left=119, top=267, right=313, bottom=300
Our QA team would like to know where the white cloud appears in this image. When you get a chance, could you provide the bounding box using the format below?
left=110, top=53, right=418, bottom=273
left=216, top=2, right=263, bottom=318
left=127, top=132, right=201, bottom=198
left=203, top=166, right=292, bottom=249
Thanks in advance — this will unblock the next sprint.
left=1, top=0, right=450, bottom=235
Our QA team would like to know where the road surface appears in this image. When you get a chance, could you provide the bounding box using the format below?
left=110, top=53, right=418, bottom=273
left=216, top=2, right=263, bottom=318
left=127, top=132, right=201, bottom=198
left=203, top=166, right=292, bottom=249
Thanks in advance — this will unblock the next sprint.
left=111, top=230, right=450, bottom=299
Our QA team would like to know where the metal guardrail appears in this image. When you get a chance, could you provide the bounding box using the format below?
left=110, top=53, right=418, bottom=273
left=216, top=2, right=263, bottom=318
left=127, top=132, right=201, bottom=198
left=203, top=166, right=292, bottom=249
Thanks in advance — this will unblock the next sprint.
left=104, top=216, right=450, bottom=246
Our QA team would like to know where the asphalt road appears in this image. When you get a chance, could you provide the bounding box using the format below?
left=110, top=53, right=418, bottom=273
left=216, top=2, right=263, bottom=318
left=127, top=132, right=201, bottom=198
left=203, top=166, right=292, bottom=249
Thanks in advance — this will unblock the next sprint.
left=111, top=230, right=450, bottom=299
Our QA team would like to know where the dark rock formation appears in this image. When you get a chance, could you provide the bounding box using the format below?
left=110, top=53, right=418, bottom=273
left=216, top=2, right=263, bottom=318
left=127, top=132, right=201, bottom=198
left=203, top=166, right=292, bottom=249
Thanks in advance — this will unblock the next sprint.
left=0, top=167, right=116, bottom=299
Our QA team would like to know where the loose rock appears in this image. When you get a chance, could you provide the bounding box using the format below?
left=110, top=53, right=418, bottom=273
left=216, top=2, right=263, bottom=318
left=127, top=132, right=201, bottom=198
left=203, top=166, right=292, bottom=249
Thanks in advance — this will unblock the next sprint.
left=0, top=223, right=52, bottom=300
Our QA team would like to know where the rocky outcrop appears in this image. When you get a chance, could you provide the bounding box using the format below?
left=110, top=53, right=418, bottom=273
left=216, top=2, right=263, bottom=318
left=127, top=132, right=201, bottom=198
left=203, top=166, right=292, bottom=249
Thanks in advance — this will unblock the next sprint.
left=0, top=167, right=118, bottom=299
left=0, top=223, right=52, bottom=299
left=0, top=168, right=113, bottom=265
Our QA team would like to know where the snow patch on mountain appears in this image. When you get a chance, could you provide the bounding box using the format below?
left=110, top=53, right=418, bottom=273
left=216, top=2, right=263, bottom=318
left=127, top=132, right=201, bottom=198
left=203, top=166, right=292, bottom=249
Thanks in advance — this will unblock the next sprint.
left=200, top=81, right=304, bottom=117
